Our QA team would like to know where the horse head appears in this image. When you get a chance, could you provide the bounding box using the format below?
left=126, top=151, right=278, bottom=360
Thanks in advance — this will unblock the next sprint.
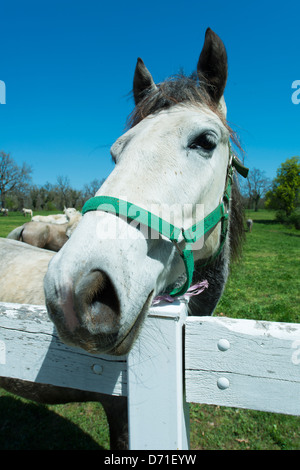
left=44, top=29, right=246, bottom=355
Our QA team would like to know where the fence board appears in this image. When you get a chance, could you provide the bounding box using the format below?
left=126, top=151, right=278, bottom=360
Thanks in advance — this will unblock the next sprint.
left=185, top=316, right=300, bottom=416
left=0, top=302, right=127, bottom=396
left=1, top=301, right=300, bottom=451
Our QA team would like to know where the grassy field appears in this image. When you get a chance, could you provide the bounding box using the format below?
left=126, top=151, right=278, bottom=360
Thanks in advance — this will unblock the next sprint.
left=0, top=209, right=299, bottom=449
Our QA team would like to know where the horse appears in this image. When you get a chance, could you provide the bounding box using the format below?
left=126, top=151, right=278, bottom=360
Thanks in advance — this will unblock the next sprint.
left=22, top=208, right=33, bottom=217
left=246, top=219, right=253, bottom=232
left=31, top=208, right=80, bottom=225
left=44, top=28, right=246, bottom=358
left=64, top=207, right=78, bottom=218
left=0, top=238, right=53, bottom=304
left=0, top=238, right=128, bottom=449
left=6, top=221, right=69, bottom=252
left=6, top=211, right=82, bottom=252
left=65, top=210, right=82, bottom=237
left=32, top=214, right=68, bottom=224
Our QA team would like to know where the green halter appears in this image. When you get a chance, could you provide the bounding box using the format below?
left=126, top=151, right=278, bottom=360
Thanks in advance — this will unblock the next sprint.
left=82, top=153, right=248, bottom=297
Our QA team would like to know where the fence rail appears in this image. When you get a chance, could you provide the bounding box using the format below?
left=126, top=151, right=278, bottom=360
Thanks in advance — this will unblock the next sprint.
left=0, top=300, right=299, bottom=450
left=185, top=316, right=300, bottom=416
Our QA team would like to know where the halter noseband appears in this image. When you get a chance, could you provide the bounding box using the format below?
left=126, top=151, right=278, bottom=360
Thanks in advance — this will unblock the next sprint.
left=82, top=150, right=248, bottom=298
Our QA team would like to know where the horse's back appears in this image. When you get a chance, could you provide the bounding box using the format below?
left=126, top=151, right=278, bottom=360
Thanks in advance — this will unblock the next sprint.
left=0, top=238, right=54, bottom=305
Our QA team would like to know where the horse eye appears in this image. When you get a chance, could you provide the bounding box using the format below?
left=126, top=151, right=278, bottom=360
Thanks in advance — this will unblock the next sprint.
left=189, top=133, right=217, bottom=151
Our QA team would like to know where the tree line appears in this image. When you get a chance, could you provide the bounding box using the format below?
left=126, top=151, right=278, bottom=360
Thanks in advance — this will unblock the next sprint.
left=241, top=156, right=299, bottom=228
left=0, top=151, right=104, bottom=212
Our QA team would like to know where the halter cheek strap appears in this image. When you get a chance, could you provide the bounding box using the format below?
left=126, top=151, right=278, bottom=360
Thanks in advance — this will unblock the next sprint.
left=82, top=196, right=226, bottom=296
left=82, top=152, right=248, bottom=297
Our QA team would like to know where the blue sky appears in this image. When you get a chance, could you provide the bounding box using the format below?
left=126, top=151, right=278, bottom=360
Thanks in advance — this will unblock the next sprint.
left=0, top=0, right=299, bottom=190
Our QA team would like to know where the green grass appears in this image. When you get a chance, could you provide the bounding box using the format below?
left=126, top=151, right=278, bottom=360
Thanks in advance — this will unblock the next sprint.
left=0, top=209, right=299, bottom=450
left=215, top=210, right=300, bottom=324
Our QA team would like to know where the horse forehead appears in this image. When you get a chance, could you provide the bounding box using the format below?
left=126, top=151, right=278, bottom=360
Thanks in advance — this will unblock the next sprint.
left=112, top=105, right=225, bottom=154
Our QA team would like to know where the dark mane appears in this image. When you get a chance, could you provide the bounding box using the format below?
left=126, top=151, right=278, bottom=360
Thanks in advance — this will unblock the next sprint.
left=229, top=178, right=245, bottom=262
left=127, top=74, right=222, bottom=129
left=128, top=73, right=246, bottom=264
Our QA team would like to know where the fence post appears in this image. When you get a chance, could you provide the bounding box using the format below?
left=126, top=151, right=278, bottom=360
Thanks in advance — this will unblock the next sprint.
left=127, top=301, right=189, bottom=450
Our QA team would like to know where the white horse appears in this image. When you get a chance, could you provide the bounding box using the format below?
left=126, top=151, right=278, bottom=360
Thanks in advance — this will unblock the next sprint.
left=31, top=208, right=80, bottom=225
left=44, top=29, right=246, bottom=357
left=0, top=238, right=54, bottom=304
left=246, top=219, right=253, bottom=232
left=22, top=208, right=33, bottom=217
left=64, top=207, right=78, bottom=218
left=32, top=214, right=68, bottom=224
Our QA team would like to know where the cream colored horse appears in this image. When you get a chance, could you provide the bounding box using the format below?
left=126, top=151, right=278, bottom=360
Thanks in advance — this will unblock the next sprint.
left=7, top=211, right=82, bottom=252
left=0, top=238, right=53, bottom=304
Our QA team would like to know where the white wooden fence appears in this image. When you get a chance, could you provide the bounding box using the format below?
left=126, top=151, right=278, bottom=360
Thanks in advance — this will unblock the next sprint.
left=0, top=300, right=299, bottom=450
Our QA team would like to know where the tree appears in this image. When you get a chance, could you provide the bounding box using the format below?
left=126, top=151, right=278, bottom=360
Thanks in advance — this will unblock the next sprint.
left=82, top=178, right=105, bottom=202
left=265, top=157, right=300, bottom=216
left=55, top=176, right=84, bottom=209
left=242, top=168, right=271, bottom=211
left=0, top=151, right=32, bottom=208
left=56, top=175, right=71, bottom=210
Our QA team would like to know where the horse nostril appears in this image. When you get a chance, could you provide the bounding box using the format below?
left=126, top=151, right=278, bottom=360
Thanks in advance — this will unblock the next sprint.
left=75, top=270, right=120, bottom=334
left=88, top=271, right=120, bottom=317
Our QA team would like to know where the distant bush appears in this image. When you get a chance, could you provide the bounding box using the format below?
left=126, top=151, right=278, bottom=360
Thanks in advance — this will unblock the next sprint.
left=275, top=210, right=300, bottom=229
left=45, top=201, right=58, bottom=211
left=290, top=212, right=300, bottom=230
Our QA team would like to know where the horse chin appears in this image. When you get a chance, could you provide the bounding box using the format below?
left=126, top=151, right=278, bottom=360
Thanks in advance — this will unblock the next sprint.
left=108, top=290, right=154, bottom=356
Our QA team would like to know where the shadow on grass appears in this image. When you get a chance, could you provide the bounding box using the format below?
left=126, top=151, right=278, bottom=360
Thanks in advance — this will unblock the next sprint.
left=0, top=396, right=104, bottom=450
left=251, top=219, right=278, bottom=225
left=282, top=232, right=300, bottom=238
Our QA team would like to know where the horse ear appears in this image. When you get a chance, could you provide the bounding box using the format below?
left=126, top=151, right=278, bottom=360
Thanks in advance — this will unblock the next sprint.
left=133, top=58, right=157, bottom=105
left=197, top=28, right=228, bottom=104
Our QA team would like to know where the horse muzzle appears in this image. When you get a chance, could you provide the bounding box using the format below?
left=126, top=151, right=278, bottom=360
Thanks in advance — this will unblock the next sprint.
left=44, top=257, right=155, bottom=355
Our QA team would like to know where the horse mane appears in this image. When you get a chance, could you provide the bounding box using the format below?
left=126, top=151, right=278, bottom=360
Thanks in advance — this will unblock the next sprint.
left=127, top=74, right=221, bottom=128
left=127, top=73, right=245, bottom=263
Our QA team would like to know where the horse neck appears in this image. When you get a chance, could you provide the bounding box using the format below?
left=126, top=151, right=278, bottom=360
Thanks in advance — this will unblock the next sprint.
left=188, top=235, right=230, bottom=316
